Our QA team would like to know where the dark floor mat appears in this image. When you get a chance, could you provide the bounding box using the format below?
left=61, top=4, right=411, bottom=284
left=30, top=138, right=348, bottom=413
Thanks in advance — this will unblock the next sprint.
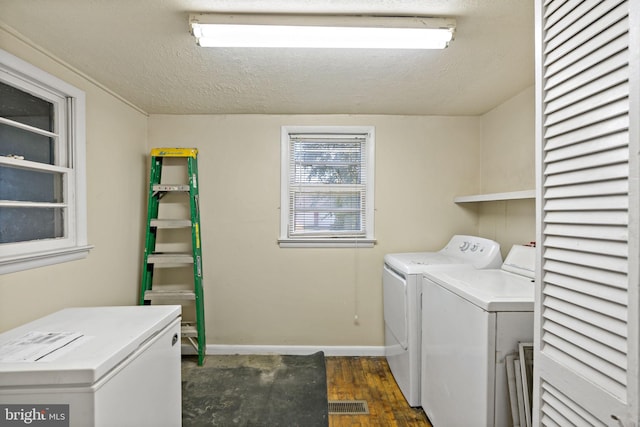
left=182, top=351, right=329, bottom=427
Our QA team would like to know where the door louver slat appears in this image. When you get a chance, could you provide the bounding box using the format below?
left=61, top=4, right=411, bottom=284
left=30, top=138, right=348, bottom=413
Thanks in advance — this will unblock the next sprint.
left=544, top=97, right=628, bottom=138
left=544, top=180, right=628, bottom=199
left=542, top=0, right=579, bottom=29
left=545, top=309, right=626, bottom=350
left=544, top=247, right=627, bottom=273
left=545, top=34, right=628, bottom=94
left=544, top=295, right=627, bottom=337
left=544, top=81, right=628, bottom=127
left=543, top=223, right=628, bottom=241
left=544, top=210, right=628, bottom=226
left=545, top=262, right=628, bottom=293
left=544, top=195, right=628, bottom=212
left=545, top=270, right=628, bottom=301
left=544, top=49, right=628, bottom=104
left=545, top=114, right=629, bottom=151
left=544, top=235, right=628, bottom=257
left=541, top=382, right=608, bottom=427
left=544, top=2, right=628, bottom=65
left=544, top=147, right=628, bottom=175
left=543, top=334, right=626, bottom=398
left=544, top=163, right=628, bottom=187
left=543, top=321, right=627, bottom=368
left=545, top=13, right=628, bottom=77
left=543, top=2, right=619, bottom=49
left=544, top=132, right=628, bottom=163
left=545, top=67, right=629, bottom=116
left=543, top=284, right=627, bottom=321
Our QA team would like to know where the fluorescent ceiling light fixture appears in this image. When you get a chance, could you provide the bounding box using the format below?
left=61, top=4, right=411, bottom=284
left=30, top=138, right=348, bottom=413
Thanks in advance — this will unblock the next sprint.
left=189, top=13, right=456, bottom=49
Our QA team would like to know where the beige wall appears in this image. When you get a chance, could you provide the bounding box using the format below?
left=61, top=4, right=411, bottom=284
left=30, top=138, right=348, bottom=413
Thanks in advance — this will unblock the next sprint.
left=148, top=115, right=481, bottom=346
left=480, top=86, right=535, bottom=193
left=0, top=27, right=149, bottom=331
left=0, top=26, right=536, bottom=348
left=477, top=86, right=536, bottom=258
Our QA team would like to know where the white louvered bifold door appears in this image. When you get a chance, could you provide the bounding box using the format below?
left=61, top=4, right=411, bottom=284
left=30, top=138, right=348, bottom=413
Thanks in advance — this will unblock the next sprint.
left=534, top=0, right=639, bottom=425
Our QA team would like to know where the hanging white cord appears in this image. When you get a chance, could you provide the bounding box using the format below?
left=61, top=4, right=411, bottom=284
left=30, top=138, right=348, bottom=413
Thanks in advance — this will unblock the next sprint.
left=353, top=237, right=360, bottom=325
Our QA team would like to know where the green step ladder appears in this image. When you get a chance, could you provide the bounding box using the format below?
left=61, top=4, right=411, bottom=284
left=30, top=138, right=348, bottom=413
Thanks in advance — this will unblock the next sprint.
left=139, top=147, right=206, bottom=366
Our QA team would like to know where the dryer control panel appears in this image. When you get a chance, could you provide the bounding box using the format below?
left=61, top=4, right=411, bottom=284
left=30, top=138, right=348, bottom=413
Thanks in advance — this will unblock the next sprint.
left=441, top=235, right=503, bottom=269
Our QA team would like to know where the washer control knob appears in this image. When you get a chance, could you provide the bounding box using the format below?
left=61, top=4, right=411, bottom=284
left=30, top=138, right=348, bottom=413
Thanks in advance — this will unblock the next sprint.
left=470, top=244, right=479, bottom=252
left=459, top=241, right=470, bottom=251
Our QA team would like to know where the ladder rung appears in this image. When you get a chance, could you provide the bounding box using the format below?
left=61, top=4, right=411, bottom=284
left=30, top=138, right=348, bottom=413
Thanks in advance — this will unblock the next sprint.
left=144, top=290, right=196, bottom=300
left=147, top=253, right=193, bottom=264
left=182, top=323, right=198, bottom=337
left=150, top=219, right=192, bottom=228
left=152, top=184, right=190, bottom=192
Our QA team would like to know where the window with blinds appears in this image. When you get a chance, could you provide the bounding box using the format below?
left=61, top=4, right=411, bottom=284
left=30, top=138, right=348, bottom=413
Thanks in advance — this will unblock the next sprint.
left=0, top=49, right=91, bottom=274
left=279, top=126, right=375, bottom=247
left=535, top=0, right=637, bottom=424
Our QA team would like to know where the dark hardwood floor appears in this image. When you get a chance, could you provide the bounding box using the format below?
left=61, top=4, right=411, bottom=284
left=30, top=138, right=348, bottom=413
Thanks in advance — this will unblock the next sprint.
left=326, top=356, right=432, bottom=427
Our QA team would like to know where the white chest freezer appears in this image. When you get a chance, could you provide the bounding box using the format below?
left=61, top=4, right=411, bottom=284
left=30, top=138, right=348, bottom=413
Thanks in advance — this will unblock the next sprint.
left=0, top=306, right=182, bottom=427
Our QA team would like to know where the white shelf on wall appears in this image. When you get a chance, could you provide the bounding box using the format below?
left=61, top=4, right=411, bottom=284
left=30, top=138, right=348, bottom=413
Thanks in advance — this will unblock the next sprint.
left=454, top=189, right=535, bottom=203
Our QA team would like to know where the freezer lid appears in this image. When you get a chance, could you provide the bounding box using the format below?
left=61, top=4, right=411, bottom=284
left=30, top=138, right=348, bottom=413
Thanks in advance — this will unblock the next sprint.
left=0, top=305, right=181, bottom=387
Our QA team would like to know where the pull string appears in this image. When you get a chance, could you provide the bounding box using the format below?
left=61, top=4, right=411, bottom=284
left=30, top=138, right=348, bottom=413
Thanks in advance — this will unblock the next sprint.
left=353, top=237, right=360, bottom=325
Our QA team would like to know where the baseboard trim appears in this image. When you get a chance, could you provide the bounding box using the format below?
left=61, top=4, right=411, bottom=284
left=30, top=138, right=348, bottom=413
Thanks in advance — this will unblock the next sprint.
left=181, top=344, right=385, bottom=357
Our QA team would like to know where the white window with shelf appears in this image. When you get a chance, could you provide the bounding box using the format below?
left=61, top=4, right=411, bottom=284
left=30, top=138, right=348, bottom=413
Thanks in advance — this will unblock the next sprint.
left=0, top=49, right=91, bottom=274
left=279, top=126, right=375, bottom=248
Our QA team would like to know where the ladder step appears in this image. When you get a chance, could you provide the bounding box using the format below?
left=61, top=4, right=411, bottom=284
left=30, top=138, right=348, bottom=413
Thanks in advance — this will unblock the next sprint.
left=147, top=253, right=193, bottom=264
left=144, top=290, right=196, bottom=301
left=150, top=219, right=192, bottom=228
left=152, top=184, right=190, bottom=192
left=181, top=323, right=198, bottom=337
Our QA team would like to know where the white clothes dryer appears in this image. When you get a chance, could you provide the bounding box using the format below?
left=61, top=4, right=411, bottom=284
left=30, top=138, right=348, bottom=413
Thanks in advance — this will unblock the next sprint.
left=421, top=245, right=535, bottom=427
left=383, top=235, right=502, bottom=407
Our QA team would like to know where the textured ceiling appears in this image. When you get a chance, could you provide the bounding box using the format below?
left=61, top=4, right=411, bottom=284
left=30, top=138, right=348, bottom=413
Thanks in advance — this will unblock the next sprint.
left=0, top=0, right=534, bottom=115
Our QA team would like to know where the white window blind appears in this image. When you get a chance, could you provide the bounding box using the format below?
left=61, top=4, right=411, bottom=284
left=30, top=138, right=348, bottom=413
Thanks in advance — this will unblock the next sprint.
left=534, top=0, right=638, bottom=424
left=280, top=126, right=375, bottom=247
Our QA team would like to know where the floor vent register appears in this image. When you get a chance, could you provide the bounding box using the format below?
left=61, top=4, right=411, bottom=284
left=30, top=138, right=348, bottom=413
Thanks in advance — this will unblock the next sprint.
left=328, top=400, right=370, bottom=415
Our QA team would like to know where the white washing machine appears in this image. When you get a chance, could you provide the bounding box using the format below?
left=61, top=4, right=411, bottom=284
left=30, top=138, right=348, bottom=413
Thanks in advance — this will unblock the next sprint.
left=421, top=245, right=535, bottom=427
left=383, top=235, right=502, bottom=407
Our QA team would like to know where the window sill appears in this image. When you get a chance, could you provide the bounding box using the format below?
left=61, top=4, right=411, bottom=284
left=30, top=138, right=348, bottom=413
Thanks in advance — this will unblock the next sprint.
left=0, top=245, right=94, bottom=275
left=278, top=239, right=376, bottom=248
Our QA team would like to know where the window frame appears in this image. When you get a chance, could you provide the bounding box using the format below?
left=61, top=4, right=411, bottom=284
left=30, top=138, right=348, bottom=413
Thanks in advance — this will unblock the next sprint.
left=279, top=125, right=375, bottom=248
left=0, top=48, right=91, bottom=274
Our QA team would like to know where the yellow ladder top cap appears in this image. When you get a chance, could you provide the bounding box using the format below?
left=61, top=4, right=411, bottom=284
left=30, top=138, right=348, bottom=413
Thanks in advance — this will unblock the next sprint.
left=151, top=148, right=198, bottom=158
